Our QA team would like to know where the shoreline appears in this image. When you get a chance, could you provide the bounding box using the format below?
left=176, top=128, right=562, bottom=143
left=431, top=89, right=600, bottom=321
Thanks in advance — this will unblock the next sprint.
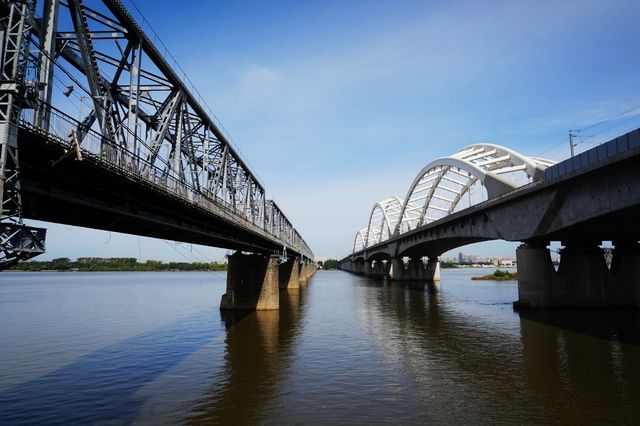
left=3, top=269, right=227, bottom=273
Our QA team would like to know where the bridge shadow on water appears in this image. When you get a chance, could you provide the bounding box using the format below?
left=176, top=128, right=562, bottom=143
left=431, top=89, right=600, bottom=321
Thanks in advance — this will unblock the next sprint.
left=518, top=307, right=640, bottom=346
left=0, top=286, right=309, bottom=425
left=0, top=309, right=223, bottom=425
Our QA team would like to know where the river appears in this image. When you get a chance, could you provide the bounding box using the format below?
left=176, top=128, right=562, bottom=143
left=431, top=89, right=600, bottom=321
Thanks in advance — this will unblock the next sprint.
left=1, top=269, right=639, bottom=424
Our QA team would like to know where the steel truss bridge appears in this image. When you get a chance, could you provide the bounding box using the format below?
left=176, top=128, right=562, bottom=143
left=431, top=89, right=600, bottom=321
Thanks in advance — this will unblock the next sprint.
left=352, top=144, right=556, bottom=253
left=0, top=0, right=313, bottom=268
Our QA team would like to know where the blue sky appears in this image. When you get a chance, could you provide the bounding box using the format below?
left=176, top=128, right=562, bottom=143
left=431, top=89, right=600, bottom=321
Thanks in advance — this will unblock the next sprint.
left=28, top=0, right=640, bottom=261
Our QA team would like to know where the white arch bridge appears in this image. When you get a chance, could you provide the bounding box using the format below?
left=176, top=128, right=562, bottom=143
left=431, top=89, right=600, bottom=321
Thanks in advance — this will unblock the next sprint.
left=353, top=144, right=555, bottom=253
left=340, top=133, right=640, bottom=308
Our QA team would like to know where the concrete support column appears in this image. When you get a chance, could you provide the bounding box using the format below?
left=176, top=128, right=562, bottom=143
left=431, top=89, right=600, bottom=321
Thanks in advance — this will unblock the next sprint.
left=390, top=256, right=440, bottom=281
left=377, top=260, right=390, bottom=276
left=516, top=240, right=640, bottom=308
left=301, top=261, right=317, bottom=283
left=556, top=241, right=608, bottom=306
left=309, top=264, right=317, bottom=280
left=516, top=242, right=555, bottom=308
left=299, top=262, right=308, bottom=283
left=426, top=257, right=441, bottom=281
left=406, top=257, right=425, bottom=279
left=339, top=260, right=351, bottom=272
left=364, top=260, right=389, bottom=277
left=220, top=252, right=279, bottom=311
left=354, top=260, right=365, bottom=275
left=610, top=241, right=640, bottom=305
left=279, top=257, right=300, bottom=289
left=299, top=262, right=317, bottom=283
left=390, top=257, right=405, bottom=280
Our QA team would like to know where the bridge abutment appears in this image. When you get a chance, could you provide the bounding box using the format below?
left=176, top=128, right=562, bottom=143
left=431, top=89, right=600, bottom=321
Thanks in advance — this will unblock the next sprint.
left=220, top=252, right=279, bottom=311
left=516, top=241, right=640, bottom=308
left=390, top=257, right=440, bottom=281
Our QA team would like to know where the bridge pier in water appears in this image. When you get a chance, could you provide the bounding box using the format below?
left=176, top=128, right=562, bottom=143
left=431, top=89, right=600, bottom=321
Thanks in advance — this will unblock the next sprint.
left=516, top=241, right=640, bottom=308
left=364, top=260, right=390, bottom=278
left=279, top=257, right=301, bottom=289
left=299, top=261, right=318, bottom=283
left=390, top=257, right=440, bottom=281
left=220, top=252, right=280, bottom=311
left=221, top=254, right=317, bottom=310
left=299, top=262, right=310, bottom=283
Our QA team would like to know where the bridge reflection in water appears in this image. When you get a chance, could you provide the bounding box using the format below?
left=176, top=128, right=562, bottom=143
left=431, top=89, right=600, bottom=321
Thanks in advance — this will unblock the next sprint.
left=350, top=272, right=640, bottom=424
left=184, top=270, right=640, bottom=424
left=1, top=271, right=638, bottom=423
left=187, top=286, right=308, bottom=424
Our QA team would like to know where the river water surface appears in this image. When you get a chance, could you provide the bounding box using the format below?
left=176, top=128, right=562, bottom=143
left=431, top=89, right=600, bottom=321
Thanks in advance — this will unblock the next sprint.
left=1, top=269, right=639, bottom=424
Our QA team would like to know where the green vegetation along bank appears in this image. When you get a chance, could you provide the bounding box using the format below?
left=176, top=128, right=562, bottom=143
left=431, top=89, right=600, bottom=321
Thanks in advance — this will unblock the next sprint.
left=319, top=259, right=339, bottom=269
left=7, top=257, right=227, bottom=272
left=471, top=269, right=518, bottom=281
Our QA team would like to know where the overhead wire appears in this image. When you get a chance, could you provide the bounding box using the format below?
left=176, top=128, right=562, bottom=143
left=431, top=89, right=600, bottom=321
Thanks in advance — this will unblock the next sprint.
left=538, top=102, right=640, bottom=157
left=161, top=240, right=223, bottom=275
left=573, top=111, right=640, bottom=146
left=577, top=103, right=640, bottom=134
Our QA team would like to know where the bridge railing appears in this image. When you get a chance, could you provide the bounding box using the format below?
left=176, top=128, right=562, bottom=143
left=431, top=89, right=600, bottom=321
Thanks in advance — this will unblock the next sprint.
left=19, top=104, right=313, bottom=259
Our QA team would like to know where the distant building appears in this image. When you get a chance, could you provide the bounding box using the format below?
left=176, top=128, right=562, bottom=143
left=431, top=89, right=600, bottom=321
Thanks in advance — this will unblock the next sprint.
left=498, top=258, right=514, bottom=266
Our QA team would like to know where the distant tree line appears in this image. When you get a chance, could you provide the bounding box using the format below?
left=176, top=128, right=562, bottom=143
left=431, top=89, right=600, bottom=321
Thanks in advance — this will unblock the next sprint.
left=319, top=259, right=339, bottom=269
left=8, top=257, right=227, bottom=272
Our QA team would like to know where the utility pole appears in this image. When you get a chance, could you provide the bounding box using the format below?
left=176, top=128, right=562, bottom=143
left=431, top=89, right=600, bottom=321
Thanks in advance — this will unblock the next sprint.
left=569, top=130, right=578, bottom=157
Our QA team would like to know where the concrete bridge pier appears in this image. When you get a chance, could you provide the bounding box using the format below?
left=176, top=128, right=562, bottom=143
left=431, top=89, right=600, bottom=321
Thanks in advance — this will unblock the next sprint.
left=364, top=260, right=389, bottom=277
left=299, top=262, right=308, bottom=283
left=515, top=242, right=555, bottom=308
left=279, top=257, right=301, bottom=289
left=425, top=258, right=441, bottom=281
left=516, top=240, right=640, bottom=308
left=299, top=261, right=317, bottom=283
left=390, top=256, right=441, bottom=281
left=310, top=263, right=318, bottom=279
left=220, top=252, right=279, bottom=310
left=338, top=260, right=351, bottom=272
left=555, top=241, right=609, bottom=306
left=610, top=241, right=640, bottom=305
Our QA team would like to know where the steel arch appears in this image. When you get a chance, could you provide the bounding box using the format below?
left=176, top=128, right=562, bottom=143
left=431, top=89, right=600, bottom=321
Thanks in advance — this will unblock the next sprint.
left=394, top=144, right=554, bottom=234
left=353, top=229, right=367, bottom=253
left=352, top=143, right=555, bottom=253
left=364, top=196, right=404, bottom=247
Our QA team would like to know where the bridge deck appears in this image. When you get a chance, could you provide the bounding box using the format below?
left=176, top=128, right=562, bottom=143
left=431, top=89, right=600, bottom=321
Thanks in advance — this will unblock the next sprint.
left=18, top=126, right=294, bottom=255
left=345, top=141, right=640, bottom=261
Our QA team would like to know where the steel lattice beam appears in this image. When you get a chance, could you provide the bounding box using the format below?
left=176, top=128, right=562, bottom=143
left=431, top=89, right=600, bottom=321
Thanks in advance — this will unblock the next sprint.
left=0, top=0, right=313, bottom=266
